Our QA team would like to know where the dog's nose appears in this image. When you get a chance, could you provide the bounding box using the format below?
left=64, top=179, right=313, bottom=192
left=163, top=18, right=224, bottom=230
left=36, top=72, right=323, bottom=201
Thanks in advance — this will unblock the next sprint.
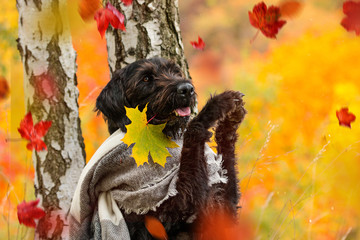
left=177, top=83, right=194, bottom=97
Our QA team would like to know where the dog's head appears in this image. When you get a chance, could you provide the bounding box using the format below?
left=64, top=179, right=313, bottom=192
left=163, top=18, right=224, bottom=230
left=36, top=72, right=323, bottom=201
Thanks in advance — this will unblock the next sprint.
left=96, top=57, right=196, bottom=137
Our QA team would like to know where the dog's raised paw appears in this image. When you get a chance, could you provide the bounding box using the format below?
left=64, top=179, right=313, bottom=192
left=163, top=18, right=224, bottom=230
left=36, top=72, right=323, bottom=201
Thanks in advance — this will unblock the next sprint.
left=193, top=91, right=245, bottom=129
left=212, top=91, right=244, bottom=119
left=226, top=91, right=246, bottom=124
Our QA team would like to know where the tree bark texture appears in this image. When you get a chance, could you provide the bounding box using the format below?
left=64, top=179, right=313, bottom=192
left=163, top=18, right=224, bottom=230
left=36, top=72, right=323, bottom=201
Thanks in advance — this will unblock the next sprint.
left=17, top=0, right=86, bottom=239
left=105, top=0, right=190, bottom=78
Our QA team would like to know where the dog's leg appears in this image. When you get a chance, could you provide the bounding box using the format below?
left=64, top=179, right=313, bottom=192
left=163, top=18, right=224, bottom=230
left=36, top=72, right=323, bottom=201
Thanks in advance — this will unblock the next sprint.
left=214, top=91, right=246, bottom=214
left=150, top=91, right=244, bottom=237
left=176, top=91, right=244, bottom=212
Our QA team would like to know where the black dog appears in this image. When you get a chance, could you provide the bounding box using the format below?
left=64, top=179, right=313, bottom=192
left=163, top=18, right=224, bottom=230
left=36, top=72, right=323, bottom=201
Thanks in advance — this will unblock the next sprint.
left=95, top=57, right=246, bottom=239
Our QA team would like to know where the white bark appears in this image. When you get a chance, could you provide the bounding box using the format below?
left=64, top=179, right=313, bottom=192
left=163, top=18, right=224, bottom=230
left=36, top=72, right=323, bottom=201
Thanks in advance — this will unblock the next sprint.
left=17, top=0, right=85, bottom=239
left=143, top=19, right=162, bottom=58
left=105, top=0, right=190, bottom=78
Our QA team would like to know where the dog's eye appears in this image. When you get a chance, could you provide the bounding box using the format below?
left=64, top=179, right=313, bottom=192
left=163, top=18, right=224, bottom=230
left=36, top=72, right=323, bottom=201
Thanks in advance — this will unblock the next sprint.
left=143, top=76, right=150, bottom=82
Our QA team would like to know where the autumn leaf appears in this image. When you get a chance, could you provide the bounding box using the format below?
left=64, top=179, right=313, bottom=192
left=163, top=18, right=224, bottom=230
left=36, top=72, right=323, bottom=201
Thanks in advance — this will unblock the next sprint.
left=190, top=36, right=206, bottom=50
left=248, top=2, right=286, bottom=39
left=341, top=0, right=360, bottom=36
left=0, top=76, right=10, bottom=101
left=122, top=105, right=179, bottom=167
left=40, top=74, right=57, bottom=99
left=94, top=3, right=125, bottom=38
left=336, top=107, right=356, bottom=128
left=279, top=0, right=303, bottom=18
left=78, top=0, right=101, bottom=21
left=33, top=73, right=58, bottom=101
left=18, top=112, right=52, bottom=151
left=144, top=215, right=168, bottom=240
left=17, top=199, right=46, bottom=228
left=121, top=0, right=133, bottom=6
left=195, top=209, right=254, bottom=240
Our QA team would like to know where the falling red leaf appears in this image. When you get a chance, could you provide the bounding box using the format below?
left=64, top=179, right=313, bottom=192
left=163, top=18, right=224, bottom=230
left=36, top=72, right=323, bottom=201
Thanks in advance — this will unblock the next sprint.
left=190, top=36, right=206, bottom=50
left=121, top=0, right=133, bottom=6
left=18, top=112, right=52, bottom=151
left=248, top=2, right=286, bottom=39
left=0, top=76, right=10, bottom=101
left=33, top=73, right=58, bottom=101
left=78, top=0, right=101, bottom=21
left=341, top=0, right=360, bottom=36
left=41, top=75, right=57, bottom=99
left=36, top=210, right=67, bottom=238
left=279, top=0, right=303, bottom=18
left=336, top=107, right=356, bottom=128
left=144, top=215, right=168, bottom=240
left=17, top=199, right=46, bottom=228
left=94, top=3, right=126, bottom=38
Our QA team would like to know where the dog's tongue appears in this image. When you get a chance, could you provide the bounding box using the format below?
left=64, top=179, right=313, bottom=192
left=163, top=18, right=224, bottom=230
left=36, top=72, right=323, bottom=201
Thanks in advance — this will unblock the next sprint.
left=175, top=107, right=191, bottom=117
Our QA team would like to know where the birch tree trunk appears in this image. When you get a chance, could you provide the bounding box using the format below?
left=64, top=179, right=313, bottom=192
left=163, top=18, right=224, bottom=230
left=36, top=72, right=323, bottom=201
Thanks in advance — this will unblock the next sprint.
left=105, top=0, right=190, bottom=78
left=16, top=0, right=86, bottom=239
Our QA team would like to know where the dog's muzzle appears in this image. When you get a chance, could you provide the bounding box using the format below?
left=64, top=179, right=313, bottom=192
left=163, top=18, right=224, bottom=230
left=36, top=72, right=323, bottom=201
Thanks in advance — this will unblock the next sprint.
left=175, top=82, right=194, bottom=117
left=177, top=82, right=194, bottom=97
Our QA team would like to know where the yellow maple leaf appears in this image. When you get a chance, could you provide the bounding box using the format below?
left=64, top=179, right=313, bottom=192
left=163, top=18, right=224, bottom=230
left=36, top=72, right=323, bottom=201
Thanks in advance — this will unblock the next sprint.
left=122, top=105, right=179, bottom=167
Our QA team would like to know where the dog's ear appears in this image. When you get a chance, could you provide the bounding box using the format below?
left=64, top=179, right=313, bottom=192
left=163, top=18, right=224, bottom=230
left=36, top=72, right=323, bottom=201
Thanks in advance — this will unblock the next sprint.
left=95, top=69, right=131, bottom=134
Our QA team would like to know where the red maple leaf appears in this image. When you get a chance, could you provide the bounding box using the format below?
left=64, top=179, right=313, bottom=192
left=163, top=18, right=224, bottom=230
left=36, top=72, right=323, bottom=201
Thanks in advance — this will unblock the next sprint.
left=94, top=3, right=126, bottom=38
left=341, top=0, right=360, bottom=36
left=336, top=107, right=356, bottom=128
left=121, top=0, right=133, bottom=6
left=248, top=2, right=286, bottom=38
left=18, top=112, right=52, bottom=151
left=190, top=36, right=206, bottom=50
left=17, top=199, right=46, bottom=228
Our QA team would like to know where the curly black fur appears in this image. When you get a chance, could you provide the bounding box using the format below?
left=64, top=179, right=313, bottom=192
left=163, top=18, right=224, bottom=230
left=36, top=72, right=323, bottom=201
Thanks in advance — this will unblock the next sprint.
left=96, top=57, right=246, bottom=239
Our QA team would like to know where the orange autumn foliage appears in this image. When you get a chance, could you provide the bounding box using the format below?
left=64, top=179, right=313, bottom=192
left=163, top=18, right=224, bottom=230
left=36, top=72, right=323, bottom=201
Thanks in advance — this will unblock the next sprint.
left=0, top=76, right=9, bottom=101
left=279, top=0, right=303, bottom=18
left=78, top=0, right=101, bottom=21
left=73, top=26, right=110, bottom=160
left=195, top=209, right=254, bottom=240
left=2, top=0, right=360, bottom=239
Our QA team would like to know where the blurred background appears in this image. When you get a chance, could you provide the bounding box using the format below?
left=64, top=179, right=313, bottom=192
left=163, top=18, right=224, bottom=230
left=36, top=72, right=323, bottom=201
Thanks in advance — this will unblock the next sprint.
left=1, top=0, right=360, bottom=239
